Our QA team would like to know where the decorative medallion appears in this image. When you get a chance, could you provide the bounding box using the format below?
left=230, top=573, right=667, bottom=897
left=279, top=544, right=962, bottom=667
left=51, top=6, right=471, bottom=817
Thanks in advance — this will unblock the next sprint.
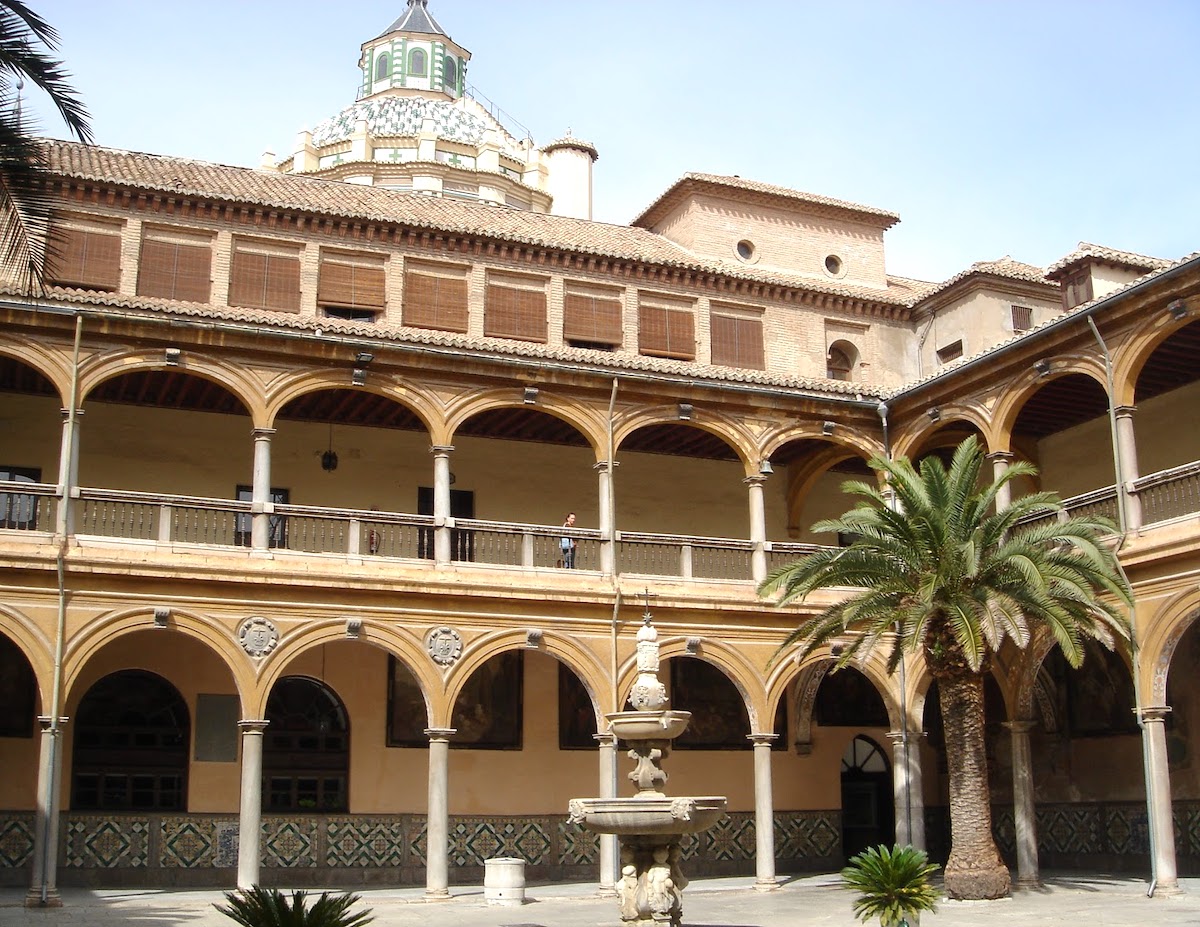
left=237, top=617, right=279, bottom=658
left=426, top=626, right=462, bottom=667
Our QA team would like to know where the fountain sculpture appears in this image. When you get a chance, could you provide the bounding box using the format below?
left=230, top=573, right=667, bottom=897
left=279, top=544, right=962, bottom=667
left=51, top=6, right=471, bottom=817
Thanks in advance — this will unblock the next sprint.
left=569, top=614, right=727, bottom=927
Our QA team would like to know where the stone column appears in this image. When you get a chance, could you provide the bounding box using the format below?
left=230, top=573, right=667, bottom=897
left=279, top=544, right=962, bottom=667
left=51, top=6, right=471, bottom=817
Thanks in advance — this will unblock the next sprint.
left=595, top=730, right=618, bottom=896
left=988, top=451, right=1013, bottom=513
left=54, top=408, right=84, bottom=537
left=425, top=728, right=455, bottom=899
left=595, top=460, right=616, bottom=575
left=1115, top=406, right=1142, bottom=530
left=1141, top=707, right=1180, bottom=894
left=430, top=446, right=454, bottom=567
left=236, top=720, right=269, bottom=889
left=745, top=474, right=768, bottom=583
left=1003, top=720, right=1039, bottom=886
left=887, top=729, right=925, bottom=851
left=25, top=716, right=66, bottom=908
left=249, top=428, right=275, bottom=551
left=749, top=733, right=778, bottom=890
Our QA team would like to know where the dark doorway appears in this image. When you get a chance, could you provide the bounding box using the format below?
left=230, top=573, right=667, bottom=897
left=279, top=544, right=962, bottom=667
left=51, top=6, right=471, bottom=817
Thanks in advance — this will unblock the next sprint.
left=841, top=735, right=894, bottom=860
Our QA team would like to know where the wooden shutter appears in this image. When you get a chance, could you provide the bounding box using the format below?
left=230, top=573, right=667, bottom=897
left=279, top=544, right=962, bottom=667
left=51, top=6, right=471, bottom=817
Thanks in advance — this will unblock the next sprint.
left=137, top=230, right=212, bottom=302
left=710, top=312, right=764, bottom=369
left=638, top=303, right=695, bottom=360
left=317, top=252, right=386, bottom=311
left=485, top=279, right=547, bottom=342
left=1011, top=305, right=1033, bottom=333
left=564, top=291, right=622, bottom=346
left=403, top=267, right=468, bottom=332
left=46, top=225, right=121, bottom=291
left=229, top=241, right=301, bottom=312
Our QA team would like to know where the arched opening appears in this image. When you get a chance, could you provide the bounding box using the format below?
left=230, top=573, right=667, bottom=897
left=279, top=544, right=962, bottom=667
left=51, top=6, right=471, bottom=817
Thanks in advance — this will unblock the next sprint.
left=0, top=633, right=37, bottom=738
left=374, top=51, right=391, bottom=81
left=443, top=56, right=457, bottom=90
left=840, top=735, right=892, bottom=859
left=826, top=340, right=857, bottom=381
left=1011, top=372, right=1112, bottom=500
left=409, top=48, right=427, bottom=77
left=72, top=670, right=189, bottom=811
left=264, top=676, right=349, bottom=812
left=1165, top=615, right=1200, bottom=805
left=669, top=657, right=752, bottom=750
left=450, top=651, right=523, bottom=749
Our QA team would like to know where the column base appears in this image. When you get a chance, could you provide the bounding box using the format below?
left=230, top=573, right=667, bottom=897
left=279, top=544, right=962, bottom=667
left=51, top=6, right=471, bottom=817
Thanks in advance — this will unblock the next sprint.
left=1151, top=880, right=1183, bottom=897
left=753, top=877, right=779, bottom=892
left=1015, top=877, right=1042, bottom=890
left=24, top=888, right=63, bottom=908
left=597, top=883, right=618, bottom=897
left=423, top=888, right=452, bottom=902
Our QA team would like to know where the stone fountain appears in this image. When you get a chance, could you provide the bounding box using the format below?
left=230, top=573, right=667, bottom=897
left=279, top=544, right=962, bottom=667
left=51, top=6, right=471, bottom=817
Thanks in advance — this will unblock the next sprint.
left=569, top=615, right=727, bottom=927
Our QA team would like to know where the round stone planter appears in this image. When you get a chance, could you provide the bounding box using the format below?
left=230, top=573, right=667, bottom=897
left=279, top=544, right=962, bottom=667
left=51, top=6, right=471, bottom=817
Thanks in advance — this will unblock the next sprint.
left=484, top=856, right=526, bottom=905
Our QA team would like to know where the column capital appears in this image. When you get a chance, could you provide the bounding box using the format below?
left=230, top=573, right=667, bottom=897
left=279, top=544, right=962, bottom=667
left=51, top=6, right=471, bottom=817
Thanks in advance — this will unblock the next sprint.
left=593, top=731, right=617, bottom=748
left=1114, top=404, right=1137, bottom=419
left=886, top=728, right=923, bottom=746
left=59, top=407, right=84, bottom=420
left=985, top=450, right=1014, bottom=464
left=36, top=715, right=68, bottom=731
left=747, top=732, right=778, bottom=747
left=743, top=474, right=769, bottom=487
left=429, top=445, right=455, bottom=456
left=238, top=719, right=270, bottom=733
left=593, top=459, right=619, bottom=472
left=424, top=727, right=457, bottom=742
left=251, top=427, right=276, bottom=439
left=1139, top=705, right=1172, bottom=724
left=1002, top=720, right=1037, bottom=734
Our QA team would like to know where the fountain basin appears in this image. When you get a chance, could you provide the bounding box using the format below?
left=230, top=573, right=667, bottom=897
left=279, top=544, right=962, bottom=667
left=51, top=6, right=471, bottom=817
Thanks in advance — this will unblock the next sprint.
left=606, top=709, right=692, bottom=741
left=568, top=796, right=727, bottom=836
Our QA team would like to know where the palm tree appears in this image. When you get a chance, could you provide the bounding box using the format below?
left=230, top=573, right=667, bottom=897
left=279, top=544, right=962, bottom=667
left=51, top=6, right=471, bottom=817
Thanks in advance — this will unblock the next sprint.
left=0, top=0, right=92, bottom=293
left=759, top=436, right=1131, bottom=900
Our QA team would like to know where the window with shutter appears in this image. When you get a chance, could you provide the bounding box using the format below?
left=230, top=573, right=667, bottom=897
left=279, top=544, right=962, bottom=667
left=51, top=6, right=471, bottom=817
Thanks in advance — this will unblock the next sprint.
left=637, top=301, right=695, bottom=361
left=46, top=223, right=121, bottom=291
left=317, top=251, right=386, bottom=318
left=563, top=287, right=622, bottom=347
left=485, top=275, right=547, bottom=342
left=710, top=309, right=765, bottom=369
left=1062, top=267, right=1093, bottom=311
left=403, top=264, right=469, bottom=332
left=1011, top=304, right=1033, bottom=333
left=137, top=228, right=212, bottom=303
left=229, top=239, right=301, bottom=312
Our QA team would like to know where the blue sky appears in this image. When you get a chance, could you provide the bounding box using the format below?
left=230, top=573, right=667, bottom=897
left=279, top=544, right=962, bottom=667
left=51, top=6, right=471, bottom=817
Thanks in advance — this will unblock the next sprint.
left=25, top=0, right=1200, bottom=282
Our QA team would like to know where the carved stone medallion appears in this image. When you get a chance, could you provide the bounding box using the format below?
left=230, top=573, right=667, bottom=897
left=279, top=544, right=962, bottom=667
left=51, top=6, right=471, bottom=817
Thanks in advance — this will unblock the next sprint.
left=426, top=626, right=463, bottom=666
left=237, top=616, right=279, bottom=658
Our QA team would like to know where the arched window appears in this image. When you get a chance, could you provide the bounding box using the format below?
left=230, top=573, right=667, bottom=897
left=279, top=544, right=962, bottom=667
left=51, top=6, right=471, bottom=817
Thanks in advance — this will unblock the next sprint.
left=374, top=52, right=391, bottom=81
left=443, top=56, right=457, bottom=90
left=827, top=341, right=857, bottom=381
left=409, top=48, right=428, bottom=77
left=264, top=676, right=349, bottom=812
left=72, top=670, right=189, bottom=810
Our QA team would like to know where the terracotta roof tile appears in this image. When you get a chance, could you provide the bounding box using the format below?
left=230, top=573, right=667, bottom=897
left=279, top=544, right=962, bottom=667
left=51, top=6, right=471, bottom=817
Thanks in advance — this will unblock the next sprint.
left=1045, top=241, right=1172, bottom=279
left=913, top=255, right=1052, bottom=304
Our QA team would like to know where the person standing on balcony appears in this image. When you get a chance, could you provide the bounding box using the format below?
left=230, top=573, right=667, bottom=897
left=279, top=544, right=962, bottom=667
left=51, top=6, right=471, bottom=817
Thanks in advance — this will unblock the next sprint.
left=561, top=512, right=577, bottom=568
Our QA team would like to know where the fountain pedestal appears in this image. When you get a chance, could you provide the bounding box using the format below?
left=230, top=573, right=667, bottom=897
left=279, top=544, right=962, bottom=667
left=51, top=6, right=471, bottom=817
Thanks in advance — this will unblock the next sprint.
left=569, top=616, right=727, bottom=927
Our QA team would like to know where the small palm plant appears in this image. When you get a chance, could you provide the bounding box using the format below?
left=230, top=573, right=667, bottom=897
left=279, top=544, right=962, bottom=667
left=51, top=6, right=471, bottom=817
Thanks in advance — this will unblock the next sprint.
left=215, top=886, right=374, bottom=927
left=842, top=844, right=939, bottom=927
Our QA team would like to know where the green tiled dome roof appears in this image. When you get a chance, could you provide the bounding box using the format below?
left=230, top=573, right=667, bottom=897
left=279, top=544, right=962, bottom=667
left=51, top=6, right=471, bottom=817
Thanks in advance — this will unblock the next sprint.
left=311, top=97, right=491, bottom=146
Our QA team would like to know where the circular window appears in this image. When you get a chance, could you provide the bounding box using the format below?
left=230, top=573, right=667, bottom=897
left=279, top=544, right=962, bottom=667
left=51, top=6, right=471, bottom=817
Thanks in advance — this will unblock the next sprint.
left=735, top=240, right=756, bottom=262
left=824, top=254, right=844, bottom=277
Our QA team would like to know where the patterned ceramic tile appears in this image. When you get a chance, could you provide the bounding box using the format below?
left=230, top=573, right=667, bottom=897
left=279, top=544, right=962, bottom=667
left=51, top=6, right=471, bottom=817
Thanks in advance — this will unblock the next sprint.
left=214, top=821, right=240, bottom=868
left=161, top=818, right=212, bottom=868
left=775, top=810, right=840, bottom=859
left=0, top=814, right=34, bottom=867
left=557, top=818, right=597, bottom=866
left=326, top=818, right=408, bottom=868
left=65, top=817, right=148, bottom=868
left=261, top=819, right=318, bottom=868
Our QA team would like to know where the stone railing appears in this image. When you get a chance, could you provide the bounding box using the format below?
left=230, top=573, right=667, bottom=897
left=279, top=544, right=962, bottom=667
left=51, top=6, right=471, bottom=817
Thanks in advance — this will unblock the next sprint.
left=1134, top=460, right=1200, bottom=525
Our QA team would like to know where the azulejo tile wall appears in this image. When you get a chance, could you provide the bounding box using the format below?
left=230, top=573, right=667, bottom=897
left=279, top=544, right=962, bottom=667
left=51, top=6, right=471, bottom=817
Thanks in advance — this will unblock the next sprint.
left=0, top=814, right=34, bottom=869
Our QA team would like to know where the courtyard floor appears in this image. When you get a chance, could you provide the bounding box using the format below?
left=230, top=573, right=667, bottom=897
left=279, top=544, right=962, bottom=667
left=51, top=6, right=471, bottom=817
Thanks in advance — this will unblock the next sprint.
left=2, top=872, right=1196, bottom=926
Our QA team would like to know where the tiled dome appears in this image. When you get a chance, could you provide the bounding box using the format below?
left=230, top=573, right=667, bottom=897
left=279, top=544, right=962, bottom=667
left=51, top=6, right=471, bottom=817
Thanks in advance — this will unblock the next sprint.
left=311, top=97, right=492, bottom=147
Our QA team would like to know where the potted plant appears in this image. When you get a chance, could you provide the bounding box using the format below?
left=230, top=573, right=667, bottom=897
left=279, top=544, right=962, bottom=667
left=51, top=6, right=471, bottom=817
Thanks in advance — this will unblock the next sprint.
left=842, top=844, right=940, bottom=927
left=215, top=886, right=374, bottom=927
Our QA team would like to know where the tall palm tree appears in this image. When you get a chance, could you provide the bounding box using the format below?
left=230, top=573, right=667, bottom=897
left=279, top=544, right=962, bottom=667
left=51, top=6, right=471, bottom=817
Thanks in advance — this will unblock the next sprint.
left=760, top=436, right=1131, bottom=900
left=0, top=0, right=92, bottom=293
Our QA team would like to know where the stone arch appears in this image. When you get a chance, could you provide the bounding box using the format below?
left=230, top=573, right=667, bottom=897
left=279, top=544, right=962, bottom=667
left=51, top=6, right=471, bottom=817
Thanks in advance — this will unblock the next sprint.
left=1110, top=311, right=1195, bottom=407
left=614, top=406, right=757, bottom=472
left=0, top=338, right=72, bottom=404
left=769, top=651, right=904, bottom=738
left=990, top=356, right=1109, bottom=447
left=444, top=388, right=607, bottom=456
left=1141, top=589, right=1200, bottom=705
left=769, top=440, right=877, bottom=537
left=61, top=606, right=253, bottom=711
left=264, top=369, right=442, bottom=440
left=761, top=423, right=882, bottom=465
left=76, top=349, right=263, bottom=424
left=0, top=602, right=54, bottom=707
left=252, top=620, right=437, bottom=720
left=891, top=406, right=992, bottom=462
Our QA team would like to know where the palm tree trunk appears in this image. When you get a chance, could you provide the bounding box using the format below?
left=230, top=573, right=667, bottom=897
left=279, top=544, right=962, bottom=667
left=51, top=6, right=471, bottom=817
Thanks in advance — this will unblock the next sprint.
left=938, top=672, right=1011, bottom=899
